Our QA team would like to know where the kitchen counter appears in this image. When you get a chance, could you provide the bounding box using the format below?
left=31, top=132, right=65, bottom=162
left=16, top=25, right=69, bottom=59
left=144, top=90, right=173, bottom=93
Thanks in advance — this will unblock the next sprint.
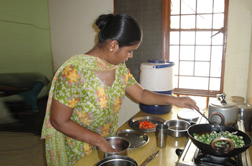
left=74, top=106, right=252, bottom=166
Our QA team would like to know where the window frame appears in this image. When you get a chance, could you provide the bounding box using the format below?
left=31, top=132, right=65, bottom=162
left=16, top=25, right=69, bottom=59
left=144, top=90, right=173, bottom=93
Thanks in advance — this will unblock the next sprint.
left=162, top=0, right=229, bottom=101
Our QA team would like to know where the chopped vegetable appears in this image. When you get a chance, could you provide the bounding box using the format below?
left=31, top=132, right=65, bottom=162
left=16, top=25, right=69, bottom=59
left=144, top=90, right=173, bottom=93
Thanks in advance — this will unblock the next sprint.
left=193, top=131, right=245, bottom=148
left=138, top=120, right=156, bottom=129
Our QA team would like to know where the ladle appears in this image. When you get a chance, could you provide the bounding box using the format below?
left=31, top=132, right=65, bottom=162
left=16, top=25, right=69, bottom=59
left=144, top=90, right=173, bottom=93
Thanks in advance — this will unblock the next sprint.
left=194, top=109, right=224, bottom=133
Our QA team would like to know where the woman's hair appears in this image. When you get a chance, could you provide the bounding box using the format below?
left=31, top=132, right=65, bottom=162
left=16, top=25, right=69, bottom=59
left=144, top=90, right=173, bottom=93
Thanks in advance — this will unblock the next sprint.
left=96, top=14, right=142, bottom=48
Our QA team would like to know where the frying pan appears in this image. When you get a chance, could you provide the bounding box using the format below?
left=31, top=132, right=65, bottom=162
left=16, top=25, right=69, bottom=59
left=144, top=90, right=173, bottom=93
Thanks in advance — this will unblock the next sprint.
left=187, top=124, right=252, bottom=157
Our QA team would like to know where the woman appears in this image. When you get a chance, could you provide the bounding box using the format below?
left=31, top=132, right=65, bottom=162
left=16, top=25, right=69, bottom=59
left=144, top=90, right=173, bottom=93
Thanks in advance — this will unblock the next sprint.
left=41, top=13, right=199, bottom=166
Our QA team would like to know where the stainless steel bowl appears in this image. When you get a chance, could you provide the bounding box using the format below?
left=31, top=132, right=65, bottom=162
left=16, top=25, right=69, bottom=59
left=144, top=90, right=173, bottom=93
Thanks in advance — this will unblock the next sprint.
left=95, top=155, right=138, bottom=166
left=116, top=129, right=149, bottom=149
left=164, top=119, right=190, bottom=137
left=97, top=137, right=131, bottom=159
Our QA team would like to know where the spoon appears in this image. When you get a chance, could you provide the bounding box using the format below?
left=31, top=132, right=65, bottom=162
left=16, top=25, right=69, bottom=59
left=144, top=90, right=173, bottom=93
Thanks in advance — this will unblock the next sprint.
left=194, top=109, right=211, bottom=124
left=194, top=109, right=223, bottom=132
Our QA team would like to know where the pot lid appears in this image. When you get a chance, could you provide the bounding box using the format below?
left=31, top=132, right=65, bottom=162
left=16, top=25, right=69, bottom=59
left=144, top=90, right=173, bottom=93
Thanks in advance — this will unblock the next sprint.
left=210, top=100, right=237, bottom=108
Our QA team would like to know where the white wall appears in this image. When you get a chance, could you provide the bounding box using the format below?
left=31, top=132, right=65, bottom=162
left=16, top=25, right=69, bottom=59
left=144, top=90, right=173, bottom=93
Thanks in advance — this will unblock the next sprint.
left=224, top=0, right=252, bottom=102
left=248, top=34, right=252, bottom=104
left=240, top=0, right=252, bottom=105
left=48, top=0, right=113, bottom=71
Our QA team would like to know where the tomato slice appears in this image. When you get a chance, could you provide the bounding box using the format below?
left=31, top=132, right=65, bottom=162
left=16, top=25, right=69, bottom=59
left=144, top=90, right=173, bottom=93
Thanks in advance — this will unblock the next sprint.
left=138, top=120, right=156, bottom=129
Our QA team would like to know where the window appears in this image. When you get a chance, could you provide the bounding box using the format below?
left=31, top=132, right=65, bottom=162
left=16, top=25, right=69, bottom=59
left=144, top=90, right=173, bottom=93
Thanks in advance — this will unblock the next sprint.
left=162, top=0, right=229, bottom=100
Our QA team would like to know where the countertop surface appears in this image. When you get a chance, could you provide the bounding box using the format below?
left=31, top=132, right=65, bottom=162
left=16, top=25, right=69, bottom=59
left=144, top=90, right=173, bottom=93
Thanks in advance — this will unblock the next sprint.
left=74, top=106, right=252, bottom=166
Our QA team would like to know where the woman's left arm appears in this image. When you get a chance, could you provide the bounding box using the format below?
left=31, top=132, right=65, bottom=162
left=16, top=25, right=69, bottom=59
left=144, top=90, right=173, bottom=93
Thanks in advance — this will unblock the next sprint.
left=125, top=83, right=199, bottom=110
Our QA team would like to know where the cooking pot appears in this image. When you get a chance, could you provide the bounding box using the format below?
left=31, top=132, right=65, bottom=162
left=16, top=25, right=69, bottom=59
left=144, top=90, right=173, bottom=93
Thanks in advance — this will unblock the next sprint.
left=97, top=137, right=130, bottom=159
left=95, top=155, right=138, bottom=166
left=164, top=119, right=191, bottom=137
left=238, top=103, right=252, bottom=131
left=187, top=124, right=252, bottom=157
left=208, top=93, right=238, bottom=127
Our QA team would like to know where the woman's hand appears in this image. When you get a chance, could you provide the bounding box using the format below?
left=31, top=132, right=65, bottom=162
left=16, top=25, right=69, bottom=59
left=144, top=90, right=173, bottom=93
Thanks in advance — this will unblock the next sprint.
left=173, top=96, right=199, bottom=110
left=97, top=138, right=118, bottom=153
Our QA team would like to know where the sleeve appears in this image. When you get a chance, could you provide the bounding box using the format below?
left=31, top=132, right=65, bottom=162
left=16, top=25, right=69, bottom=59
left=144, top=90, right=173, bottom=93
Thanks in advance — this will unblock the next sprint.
left=53, top=65, right=81, bottom=108
left=126, top=68, right=137, bottom=87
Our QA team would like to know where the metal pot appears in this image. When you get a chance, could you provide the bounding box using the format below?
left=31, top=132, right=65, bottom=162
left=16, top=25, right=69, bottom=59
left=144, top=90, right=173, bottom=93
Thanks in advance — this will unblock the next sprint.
left=208, top=93, right=238, bottom=127
left=238, top=103, right=252, bottom=131
left=95, top=155, right=138, bottom=166
left=97, top=137, right=131, bottom=159
left=164, top=119, right=191, bottom=137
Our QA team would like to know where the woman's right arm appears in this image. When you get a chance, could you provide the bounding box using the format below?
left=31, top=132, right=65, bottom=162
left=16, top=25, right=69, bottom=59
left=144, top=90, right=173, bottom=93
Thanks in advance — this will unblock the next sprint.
left=50, top=98, right=117, bottom=153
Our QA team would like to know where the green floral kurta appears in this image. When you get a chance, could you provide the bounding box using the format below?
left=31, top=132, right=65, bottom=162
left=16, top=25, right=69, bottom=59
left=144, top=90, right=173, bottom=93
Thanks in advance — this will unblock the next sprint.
left=41, top=54, right=137, bottom=166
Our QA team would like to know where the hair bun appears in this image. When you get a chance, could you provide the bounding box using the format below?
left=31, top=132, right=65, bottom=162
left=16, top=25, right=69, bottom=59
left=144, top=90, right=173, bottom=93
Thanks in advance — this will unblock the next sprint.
left=96, top=14, right=114, bottom=30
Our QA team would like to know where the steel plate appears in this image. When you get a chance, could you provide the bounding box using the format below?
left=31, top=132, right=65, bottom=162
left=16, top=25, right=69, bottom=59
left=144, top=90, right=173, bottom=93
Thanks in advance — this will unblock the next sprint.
left=177, top=108, right=200, bottom=122
left=128, top=116, right=166, bottom=132
left=116, top=129, right=149, bottom=149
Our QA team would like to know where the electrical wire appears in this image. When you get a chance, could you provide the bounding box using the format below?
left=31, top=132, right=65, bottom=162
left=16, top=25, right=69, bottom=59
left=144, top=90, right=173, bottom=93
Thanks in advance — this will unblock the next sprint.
left=0, top=19, right=50, bottom=30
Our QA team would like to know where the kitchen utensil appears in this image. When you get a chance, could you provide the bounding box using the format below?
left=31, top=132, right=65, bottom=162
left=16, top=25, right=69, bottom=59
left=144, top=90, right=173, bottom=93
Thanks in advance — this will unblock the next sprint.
left=97, top=137, right=131, bottom=159
left=140, top=150, right=159, bottom=166
left=187, top=124, right=252, bottom=157
left=194, top=109, right=211, bottom=123
left=128, top=116, right=166, bottom=132
left=116, top=129, right=149, bottom=149
left=194, top=109, right=225, bottom=126
left=95, top=155, right=138, bottom=166
left=208, top=93, right=238, bottom=127
left=238, top=103, right=252, bottom=131
left=155, top=124, right=168, bottom=147
left=164, top=119, right=190, bottom=137
left=177, top=108, right=199, bottom=122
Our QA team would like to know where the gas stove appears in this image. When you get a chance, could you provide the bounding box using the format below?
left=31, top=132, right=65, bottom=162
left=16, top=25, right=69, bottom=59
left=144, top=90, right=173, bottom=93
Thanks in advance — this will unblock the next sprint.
left=176, top=113, right=251, bottom=166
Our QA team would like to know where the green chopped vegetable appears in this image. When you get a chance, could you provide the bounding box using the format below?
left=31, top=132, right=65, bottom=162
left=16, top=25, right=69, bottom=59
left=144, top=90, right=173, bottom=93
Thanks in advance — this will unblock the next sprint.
left=193, top=131, right=245, bottom=148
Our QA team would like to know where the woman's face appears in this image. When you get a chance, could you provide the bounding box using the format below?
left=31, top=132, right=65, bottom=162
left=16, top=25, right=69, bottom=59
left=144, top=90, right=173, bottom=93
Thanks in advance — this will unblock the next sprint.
left=111, top=42, right=140, bottom=65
